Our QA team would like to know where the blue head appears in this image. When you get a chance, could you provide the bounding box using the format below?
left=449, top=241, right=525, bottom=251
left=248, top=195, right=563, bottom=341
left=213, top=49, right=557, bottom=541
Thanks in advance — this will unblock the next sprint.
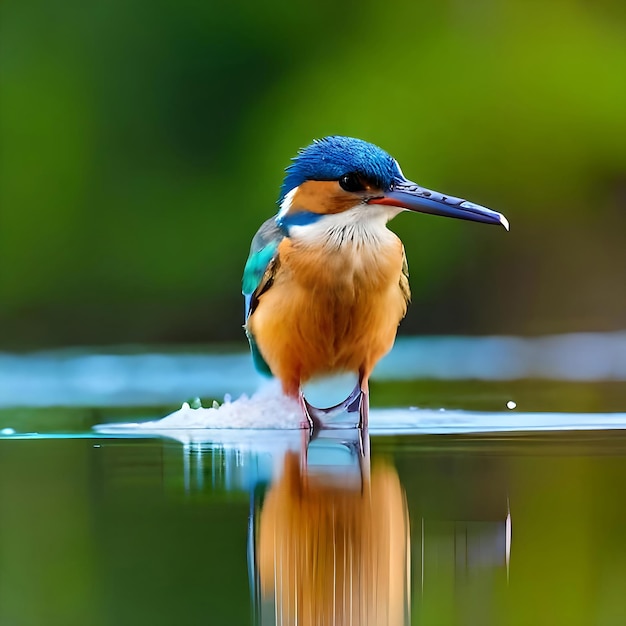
left=279, top=136, right=402, bottom=204
left=275, top=136, right=509, bottom=231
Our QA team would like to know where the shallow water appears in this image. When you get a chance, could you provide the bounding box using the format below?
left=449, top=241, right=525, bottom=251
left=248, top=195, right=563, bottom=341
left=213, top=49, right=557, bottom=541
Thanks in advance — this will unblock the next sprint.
left=1, top=341, right=626, bottom=625
left=1, top=423, right=626, bottom=625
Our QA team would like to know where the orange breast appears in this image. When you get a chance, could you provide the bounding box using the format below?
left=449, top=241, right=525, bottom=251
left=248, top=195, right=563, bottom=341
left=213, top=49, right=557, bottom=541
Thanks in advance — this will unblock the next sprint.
left=247, top=235, right=409, bottom=397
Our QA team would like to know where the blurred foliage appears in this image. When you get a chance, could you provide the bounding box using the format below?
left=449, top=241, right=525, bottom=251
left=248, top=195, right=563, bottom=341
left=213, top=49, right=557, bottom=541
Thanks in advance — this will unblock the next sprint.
left=1, top=0, right=625, bottom=348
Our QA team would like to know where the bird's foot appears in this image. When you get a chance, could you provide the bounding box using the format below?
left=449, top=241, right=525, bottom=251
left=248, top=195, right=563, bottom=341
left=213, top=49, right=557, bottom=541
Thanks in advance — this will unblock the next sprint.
left=300, top=382, right=369, bottom=430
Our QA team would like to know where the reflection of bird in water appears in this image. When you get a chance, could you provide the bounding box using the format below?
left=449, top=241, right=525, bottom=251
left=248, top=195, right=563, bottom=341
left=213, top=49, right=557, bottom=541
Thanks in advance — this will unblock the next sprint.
left=256, top=451, right=410, bottom=626
left=243, top=136, right=508, bottom=429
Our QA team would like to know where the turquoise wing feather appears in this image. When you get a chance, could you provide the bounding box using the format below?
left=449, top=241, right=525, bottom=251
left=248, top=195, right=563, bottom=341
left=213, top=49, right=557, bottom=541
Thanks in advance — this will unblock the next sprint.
left=242, top=217, right=284, bottom=376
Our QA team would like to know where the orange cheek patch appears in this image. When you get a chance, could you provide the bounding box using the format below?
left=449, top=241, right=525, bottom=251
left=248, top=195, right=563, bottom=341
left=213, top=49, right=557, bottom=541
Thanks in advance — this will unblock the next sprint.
left=288, top=181, right=360, bottom=216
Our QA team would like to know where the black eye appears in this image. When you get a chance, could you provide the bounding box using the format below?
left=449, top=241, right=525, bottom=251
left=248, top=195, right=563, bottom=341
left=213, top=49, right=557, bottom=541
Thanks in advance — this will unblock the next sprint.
left=339, top=172, right=365, bottom=193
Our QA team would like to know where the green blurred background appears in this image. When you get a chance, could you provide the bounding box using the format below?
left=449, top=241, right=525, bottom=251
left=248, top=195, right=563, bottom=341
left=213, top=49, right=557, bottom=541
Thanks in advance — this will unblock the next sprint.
left=1, top=0, right=625, bottom=350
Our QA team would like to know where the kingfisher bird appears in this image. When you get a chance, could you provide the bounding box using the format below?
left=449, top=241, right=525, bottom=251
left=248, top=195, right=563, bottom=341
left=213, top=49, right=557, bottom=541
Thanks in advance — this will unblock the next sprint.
left=243, top=136, right=508, bottom=429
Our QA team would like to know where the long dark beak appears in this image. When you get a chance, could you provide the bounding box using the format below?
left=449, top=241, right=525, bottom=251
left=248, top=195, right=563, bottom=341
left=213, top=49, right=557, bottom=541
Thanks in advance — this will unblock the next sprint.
left=369, top=178, right=509, bottom=230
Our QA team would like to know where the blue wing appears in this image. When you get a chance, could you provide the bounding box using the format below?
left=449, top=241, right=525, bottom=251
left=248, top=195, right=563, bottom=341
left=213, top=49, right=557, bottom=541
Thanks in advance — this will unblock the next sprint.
left=242, top=217, right=284, bottom=376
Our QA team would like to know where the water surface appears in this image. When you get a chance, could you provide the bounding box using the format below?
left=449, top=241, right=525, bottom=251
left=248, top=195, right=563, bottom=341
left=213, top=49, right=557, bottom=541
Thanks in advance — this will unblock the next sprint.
left=1, top=340, right=626, bottom=625
left=1, top=425, right=625, bottom=625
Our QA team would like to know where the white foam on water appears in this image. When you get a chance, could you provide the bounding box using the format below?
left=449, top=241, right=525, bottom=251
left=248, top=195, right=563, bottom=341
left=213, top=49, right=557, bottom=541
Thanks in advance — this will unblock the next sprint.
left=96, top=381, right=304, bottom=431
left=95, top=383, right=626, bottom=439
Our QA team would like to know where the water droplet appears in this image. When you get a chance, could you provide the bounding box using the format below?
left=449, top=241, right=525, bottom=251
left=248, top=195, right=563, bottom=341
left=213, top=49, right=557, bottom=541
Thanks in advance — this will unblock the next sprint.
left=188, top=397, right=203, bottom=409
left=506, top=401, right=517, bottom=410
left=0, top=428, right=15, bottom=435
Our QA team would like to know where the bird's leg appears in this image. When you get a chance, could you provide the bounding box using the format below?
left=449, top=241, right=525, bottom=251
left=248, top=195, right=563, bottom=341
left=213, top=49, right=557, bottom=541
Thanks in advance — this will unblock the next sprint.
left=298, top=391, right=321, bottom=432
left=300, top=383, right=361, bottom=429
left=297, top=393, right=315, bottom=467
left=359, top=376, right=370, bottom=430
left=299, top=377, right=370, bottom=429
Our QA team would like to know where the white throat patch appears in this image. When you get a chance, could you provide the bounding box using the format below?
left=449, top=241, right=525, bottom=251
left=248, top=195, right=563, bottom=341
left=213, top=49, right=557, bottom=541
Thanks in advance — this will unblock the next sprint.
left=288, top=203, right=401, bottom=250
